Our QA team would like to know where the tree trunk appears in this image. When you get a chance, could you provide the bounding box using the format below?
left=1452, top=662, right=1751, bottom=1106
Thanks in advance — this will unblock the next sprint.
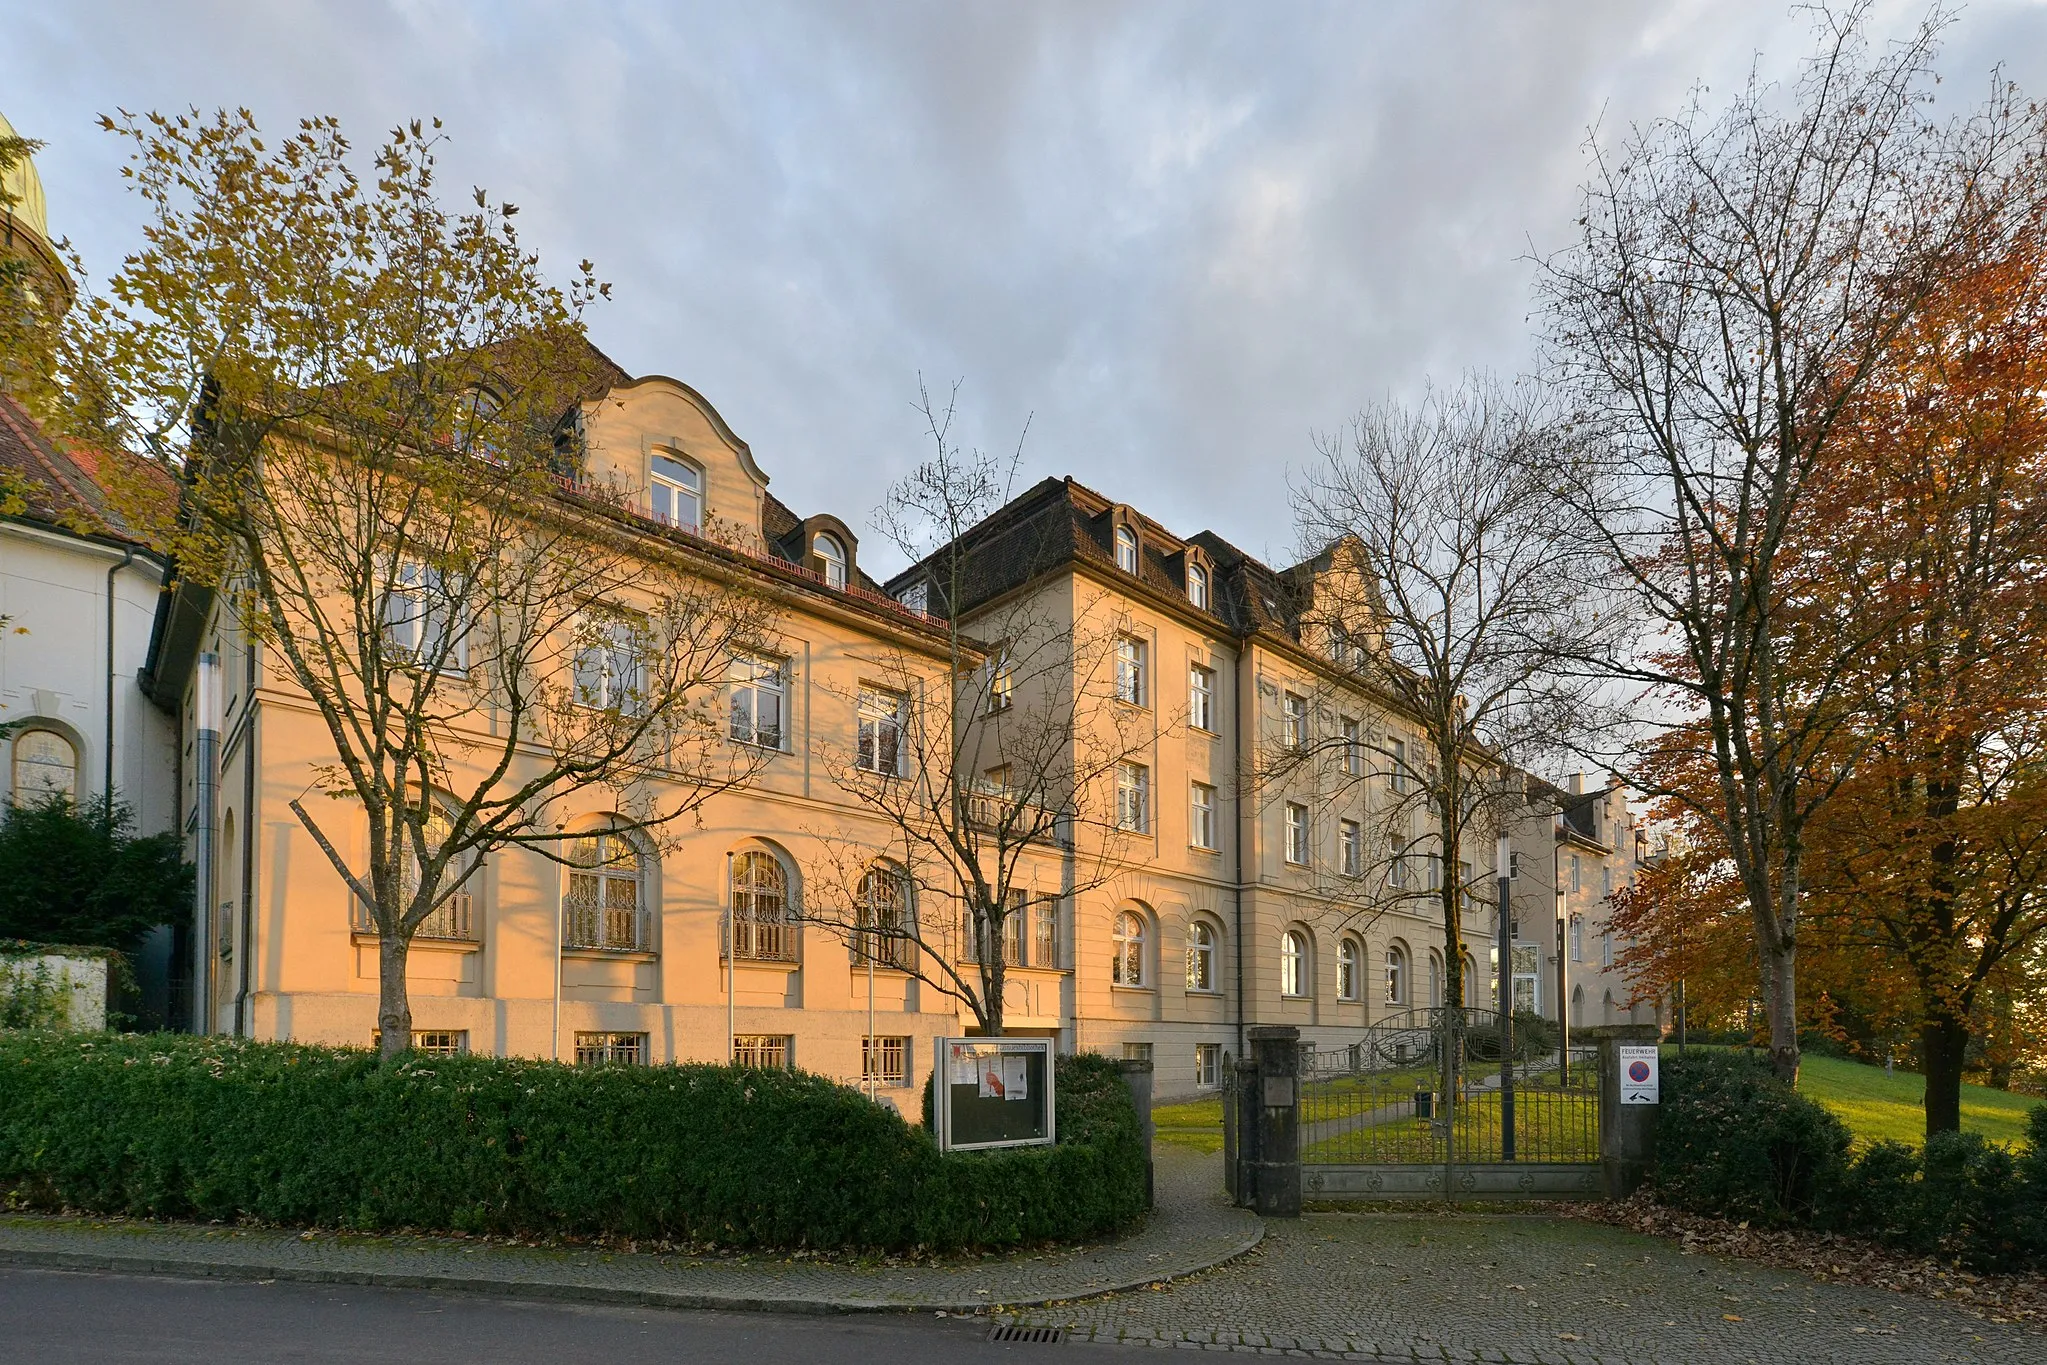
left=1759, top=933, right=1801, bottom=1085
left=1919, top=1008, right=1969, bottom=1137
left=376, top=930, right=413, bottom=1060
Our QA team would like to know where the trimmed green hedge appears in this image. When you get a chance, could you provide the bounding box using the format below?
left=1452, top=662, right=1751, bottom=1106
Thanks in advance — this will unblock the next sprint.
left=0, top=1033, right=1146, bottom=1252
left=1654, top=1050, right=2047, bottom=1271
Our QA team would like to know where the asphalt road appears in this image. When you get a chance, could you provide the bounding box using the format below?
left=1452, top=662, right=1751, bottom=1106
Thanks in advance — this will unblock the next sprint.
left=0, top=1267, right=1130, bottom=1362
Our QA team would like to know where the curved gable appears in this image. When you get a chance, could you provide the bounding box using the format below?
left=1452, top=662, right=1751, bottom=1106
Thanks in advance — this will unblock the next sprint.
left=579, top=375, right=771, bottom=547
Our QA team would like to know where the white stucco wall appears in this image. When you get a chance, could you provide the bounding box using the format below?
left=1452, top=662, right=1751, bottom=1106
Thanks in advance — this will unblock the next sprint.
left=0, top=520, right=177, bottom=836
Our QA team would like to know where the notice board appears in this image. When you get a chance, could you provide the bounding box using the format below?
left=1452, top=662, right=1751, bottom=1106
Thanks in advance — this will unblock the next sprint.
left=935, top=1037, right=1055, bottom=1151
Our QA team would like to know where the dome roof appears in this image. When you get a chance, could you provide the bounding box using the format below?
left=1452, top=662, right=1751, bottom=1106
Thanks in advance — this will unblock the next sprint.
left=0, top=109, right=52, bottom=247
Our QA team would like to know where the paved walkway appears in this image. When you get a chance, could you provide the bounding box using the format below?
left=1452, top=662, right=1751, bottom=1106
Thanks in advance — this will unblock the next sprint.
left=0, top=1144, right=1259, bottom=1314
left=1009, top=1205, right=2039, bottom=1363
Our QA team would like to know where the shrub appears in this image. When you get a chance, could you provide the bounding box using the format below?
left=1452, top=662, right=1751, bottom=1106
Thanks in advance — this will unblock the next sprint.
left=0, top=797, right=190, bottom=952
left=1652, top=1050, right=1850, bottom=1225
left=0, top=1033, right=1144, bottom=1252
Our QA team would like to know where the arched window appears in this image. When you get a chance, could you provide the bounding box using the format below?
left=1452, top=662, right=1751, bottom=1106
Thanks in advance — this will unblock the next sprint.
left=356, top=799, right=478, bottom=941
left=1602, top=989, right=1618, bottom=1025
left=1385, top=944, right=1408, bottom=1005
left=731, top=850, right=795, bottom=961
left=1185, top=920, right=1216, bottom=992
left=650, top=452, right=703, bottom=533
left=564, top=827, right=645, bottom=952
left=1114, top=524, right=1139, bottom=574
left=1280, top=930, right=1309, bottom=998
left=1112, top=910, right=1147, bottom=986
left=814, top=532, right=847, bottom=589
left=856, top=864, right=910, bottom=969
left=1337, top=939, right=1360, bottom=1001
left=1572, top=983, right=1585, bottom=1027
left=10, top=728, right=77, bottom=803
left=1186, top=562, right=1209, bottom=610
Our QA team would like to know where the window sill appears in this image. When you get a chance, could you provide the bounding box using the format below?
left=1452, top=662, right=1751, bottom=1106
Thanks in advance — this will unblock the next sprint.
left=350, top=932, right=480, bottom=952
left=726, top=955, right=802, bottom=971
left=1190, top=843, right=1221, bottom=856
left=564, top=947, right=656, bottom=963
left=1185, top=987, right=1222, bottom=998
left=730, top=738, right=788, bottom=755
left=1110, top=983, right=1155, bottom=994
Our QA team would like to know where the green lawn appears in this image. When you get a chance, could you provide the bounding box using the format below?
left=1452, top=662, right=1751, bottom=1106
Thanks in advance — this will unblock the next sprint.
left=1788, top=1052, right=2040, bottom=1148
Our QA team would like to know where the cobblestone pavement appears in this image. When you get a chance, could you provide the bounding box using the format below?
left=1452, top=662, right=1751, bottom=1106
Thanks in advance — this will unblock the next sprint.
left=1007, top=1205, right=2039, bottom=1363
left=0, top=1146, right=1259, bottom=1314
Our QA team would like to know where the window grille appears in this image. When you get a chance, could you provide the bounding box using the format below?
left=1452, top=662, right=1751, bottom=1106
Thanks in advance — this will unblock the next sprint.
left=372, top=1029, right=469, bottom=1057
left=564, top=830, right=645, bottom=951
left=10, top=729, right=78, bottom=802
left=731, top=851, right=796, bottom=961
left=352, top=804, right=478, bottom=941
left=1033, top=896, right=1059, bottom=968
left=728, top=655, right=785, bottom=749
left=733, top=1034, right=792, bottom=1069
left=857, top=688, right=906, bottom=775
left=862, top=1035, right=908, bottom=1086
left=856, top=866, right=912, bottom=969
left=574, top=1032, right=647, bottom=1066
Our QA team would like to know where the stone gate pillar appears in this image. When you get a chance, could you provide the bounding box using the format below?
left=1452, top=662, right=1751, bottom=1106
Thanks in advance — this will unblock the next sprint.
left=1248, top=1025, right=1301, bottom=1218
left=1592, top=1024, right=1661, bottom=1199
left=1117, top=1057, right=1156, bottom=1210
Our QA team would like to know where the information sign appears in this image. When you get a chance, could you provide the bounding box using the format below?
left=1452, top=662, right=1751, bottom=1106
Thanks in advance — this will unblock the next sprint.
left=934, top=1037, right=1055, bottom=1151
left=1619, top=1045, right=1660, bottom=1105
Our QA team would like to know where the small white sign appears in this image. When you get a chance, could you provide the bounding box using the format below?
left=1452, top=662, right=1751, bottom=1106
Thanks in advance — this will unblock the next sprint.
left=1619, top=1045, right=1660, bottom=1105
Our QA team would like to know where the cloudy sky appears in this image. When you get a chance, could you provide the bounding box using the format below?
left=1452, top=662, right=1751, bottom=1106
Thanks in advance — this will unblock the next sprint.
left=8, top=1, right=2046, bottom=575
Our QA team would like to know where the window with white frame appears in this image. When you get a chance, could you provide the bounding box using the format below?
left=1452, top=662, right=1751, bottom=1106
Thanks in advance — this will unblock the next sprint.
left=1338, top=939, right=1360, bottom=1000
left=987, top=650, right=1014, bottom=712
left=1342, top=716, right=1363, bottom=776
left=1187, top=561, right=1209, bottom=609
left=1189, top=663, right=1216, bottom=731
left=1509, top=849, right=1523, bottom=879
left=1429, top=952, right=1444, bottom=1007
left=1570, top=854, right=1582, bottom=893
left=863, top=1035, right=909, bottom=1086
left=1114, top=523, right=1139, bottom=574
left=1195, top=1042, right=1222, bottom=1088
left=1190, top=781, right=1217, bottom=851
left=731, top=851, right=796, bottom=962
left=857, top=687, right=907, bottom=775
left=1116, top=762, right=1150, bottom=833
left=1388, top=737, right=1408, bottom=793
left=1458, top=859, right=1473, bottom=911
left=896, top=579, right=928, bottom=614
left=1284, top=802, right=1310, bottom=865
left=1282, top=692, right=1307, bottom=748
left=1280, top=930, right=1309, bottom=997
left=1426, top=852, right=1442, bottom=891
left=572, top=617, right=646, bottom=715
left=1115, top=636, right=1147, bottom=706
left=380, top=560, right=467, bottom=672
left=1186, top=920, right=1217, bottom=992
left=1602, top=865, right=1612, bottom=898
left=1329, top=623, right=1351, bottom=666
left=1388, top=835, right=1407, bottom=889
left=564, top=829, right=646, bottom=951
left=1385, top=945, right=1408, bottom=1005
left=1570, top=914, right=1584, bottom=962
left=1603, top=928, right=1615, bottom=968
left=649, top=452, right=702, bottom=532
left=814, top=532, right=847, bottom=589
left=356, top=801, right=477, bottom=942
left=575, top=1031, right=646, bottom=1066
left=727, top=654, right=785, bottom=748
left=453, top=386, right=503, bottom=458
left=1112, top=909, right=1147, bottom=986
left=1340, top=819, right=1362, bottom=876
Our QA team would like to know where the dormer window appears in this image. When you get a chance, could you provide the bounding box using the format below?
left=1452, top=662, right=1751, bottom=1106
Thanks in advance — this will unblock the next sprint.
left=1187, top=562, right=1210, bottom=610
left=896, top=580, right=929, bottom=614
left=650, top=453, right=702, bottom=533
left=455, top=386, right=503, bottom=459
left=815, top=533, right=848, bottom=589
left=1115, top=524, right=1140, bottom=574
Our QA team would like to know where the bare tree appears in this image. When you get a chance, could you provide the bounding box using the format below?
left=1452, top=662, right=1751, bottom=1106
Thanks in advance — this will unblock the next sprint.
left=1537, top=3, right=2047, bottom=1080
left=797, top=381, right=1162, bottom=1035
left=1280, top=376, right=1612, bottom=1026
left=71, top=111, right=774, bottom=1055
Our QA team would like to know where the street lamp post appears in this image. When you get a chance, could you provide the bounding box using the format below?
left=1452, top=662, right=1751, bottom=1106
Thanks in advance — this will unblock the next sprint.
left=1496, top=832, right=1515, bottom=1162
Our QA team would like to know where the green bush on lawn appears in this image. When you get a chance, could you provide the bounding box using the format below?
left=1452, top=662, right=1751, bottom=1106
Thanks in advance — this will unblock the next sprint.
left=1654, top=1050, right=2047, bottom=1271
left=0, top=1032, right=1146, bottom=1252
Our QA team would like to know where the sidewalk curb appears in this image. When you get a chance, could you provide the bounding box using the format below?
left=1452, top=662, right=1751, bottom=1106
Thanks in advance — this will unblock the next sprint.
left=0, top=1220, right=1265, bottom=1316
